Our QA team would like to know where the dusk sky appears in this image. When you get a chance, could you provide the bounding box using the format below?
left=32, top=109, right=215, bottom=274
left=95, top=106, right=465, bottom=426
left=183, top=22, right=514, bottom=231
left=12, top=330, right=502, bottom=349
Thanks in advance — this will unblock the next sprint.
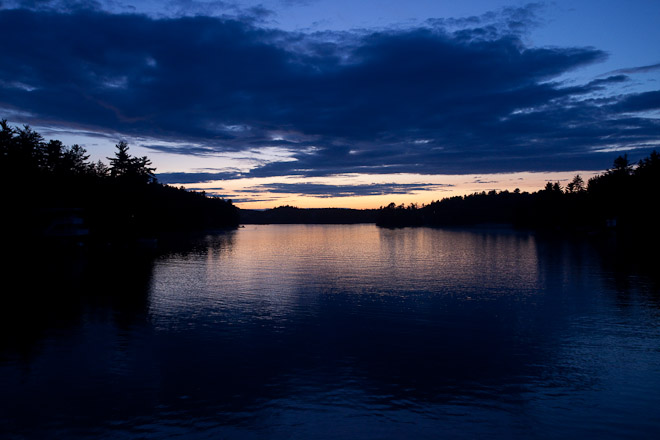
left=1, top=0, right=659, bottom=208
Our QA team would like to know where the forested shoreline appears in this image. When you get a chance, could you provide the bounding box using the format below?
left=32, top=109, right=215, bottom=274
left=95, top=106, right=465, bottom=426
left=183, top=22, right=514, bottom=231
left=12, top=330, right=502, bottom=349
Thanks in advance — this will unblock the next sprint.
left=1, top=121, right=239, bottom=247
left=375, top=151, right=659, bottom=251
left=3, top=120, right=658, bottom=254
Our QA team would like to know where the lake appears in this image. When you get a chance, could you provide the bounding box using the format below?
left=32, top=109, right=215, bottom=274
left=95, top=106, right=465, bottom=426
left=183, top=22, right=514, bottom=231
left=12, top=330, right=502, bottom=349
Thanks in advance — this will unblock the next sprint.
left=2, top=224, right=659, bottom=439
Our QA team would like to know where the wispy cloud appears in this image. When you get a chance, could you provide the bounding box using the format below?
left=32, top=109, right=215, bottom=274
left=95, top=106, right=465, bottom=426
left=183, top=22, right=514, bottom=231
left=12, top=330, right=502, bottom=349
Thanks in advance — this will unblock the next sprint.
left=239, top=182, right=453, bottom=198
left=606, top=62, right=660, bottom=76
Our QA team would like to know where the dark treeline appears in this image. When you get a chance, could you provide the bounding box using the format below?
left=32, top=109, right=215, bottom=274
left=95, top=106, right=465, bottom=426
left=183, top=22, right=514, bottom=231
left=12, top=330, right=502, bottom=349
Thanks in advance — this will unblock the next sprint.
left=1, top=121, right=238, bottom=246
left=240, top=206, right=378, bottom=224
left=376, top=151, right=660, bottom=246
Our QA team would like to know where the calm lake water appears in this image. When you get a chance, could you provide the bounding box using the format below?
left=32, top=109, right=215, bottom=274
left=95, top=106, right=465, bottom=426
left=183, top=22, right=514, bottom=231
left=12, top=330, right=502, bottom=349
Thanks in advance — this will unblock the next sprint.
left=2, top=225, right=660, bottom=439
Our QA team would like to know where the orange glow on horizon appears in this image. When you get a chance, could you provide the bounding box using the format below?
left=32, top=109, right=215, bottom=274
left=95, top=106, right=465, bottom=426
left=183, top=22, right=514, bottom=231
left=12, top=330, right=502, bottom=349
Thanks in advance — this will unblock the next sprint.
left=181, top=170, right=603, bottom=210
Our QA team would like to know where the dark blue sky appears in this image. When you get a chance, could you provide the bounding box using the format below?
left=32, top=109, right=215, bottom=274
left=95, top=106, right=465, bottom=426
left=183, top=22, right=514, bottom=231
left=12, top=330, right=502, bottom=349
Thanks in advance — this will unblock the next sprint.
left=1, top=0, right=658, bottom=207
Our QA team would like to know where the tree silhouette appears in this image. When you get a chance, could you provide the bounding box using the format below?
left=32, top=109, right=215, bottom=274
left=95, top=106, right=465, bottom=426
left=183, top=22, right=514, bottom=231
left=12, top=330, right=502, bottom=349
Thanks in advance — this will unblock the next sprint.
left=108, top=141, right=132, bottom=178
left=635, top=150, right=660, bottom=179
left=610, top=154, right=633, bottom=176
left=62, top=144, right=90, bottom=175
left=90, top=160, right=110, bottom=177
left=108, top=141, right=156, bottom=184
left=1, top=121, right=239, bottom=244
left=566, top=175, right=585, bottom=193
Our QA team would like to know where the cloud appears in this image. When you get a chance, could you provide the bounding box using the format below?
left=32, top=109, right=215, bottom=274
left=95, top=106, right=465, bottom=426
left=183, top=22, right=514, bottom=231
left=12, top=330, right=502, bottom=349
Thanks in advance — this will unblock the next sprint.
left=0, top=0, right=103, bottom=12
left=585, top=75, right=628, bottom=89
left=1, top=5, right=659, bottom=184
left=157, top=171, right=242, bottom=184
left=607, top=62, right=660, bottom=76
left=144, top=144, right=231, bottom=156
left=0, top=0, right=261, bottom=18
left=227, top=197, right=281, bottom=204
left=614, top=90, right=660, bottom=112
left=239, top=182, right=453, bottom=198
left=426, top=2, right=546, bottom=37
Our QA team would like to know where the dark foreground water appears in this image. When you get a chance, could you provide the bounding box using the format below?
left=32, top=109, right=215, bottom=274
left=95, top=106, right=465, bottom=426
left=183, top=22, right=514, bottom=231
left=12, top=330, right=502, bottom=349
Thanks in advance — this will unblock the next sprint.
left=2, top=225, right=660, bottom=439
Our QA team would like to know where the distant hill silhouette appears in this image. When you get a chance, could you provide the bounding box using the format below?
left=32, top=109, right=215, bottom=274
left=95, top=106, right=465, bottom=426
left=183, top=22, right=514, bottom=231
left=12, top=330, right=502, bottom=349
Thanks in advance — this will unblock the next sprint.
left=240, top=206, right=378, bottom=224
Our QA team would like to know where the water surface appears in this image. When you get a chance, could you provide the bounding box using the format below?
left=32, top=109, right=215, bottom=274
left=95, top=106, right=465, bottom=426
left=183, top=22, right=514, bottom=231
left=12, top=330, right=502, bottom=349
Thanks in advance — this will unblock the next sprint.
left=2, top=225, right=659, bottom=438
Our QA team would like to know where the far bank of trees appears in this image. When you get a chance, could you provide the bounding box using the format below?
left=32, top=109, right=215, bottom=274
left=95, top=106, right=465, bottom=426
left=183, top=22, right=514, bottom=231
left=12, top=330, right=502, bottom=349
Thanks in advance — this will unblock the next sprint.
left=240, top=205, right=378, bottom=224
left=376, top=151, right=659, bottom=245
left=1, top=120, right=239, bottom=244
